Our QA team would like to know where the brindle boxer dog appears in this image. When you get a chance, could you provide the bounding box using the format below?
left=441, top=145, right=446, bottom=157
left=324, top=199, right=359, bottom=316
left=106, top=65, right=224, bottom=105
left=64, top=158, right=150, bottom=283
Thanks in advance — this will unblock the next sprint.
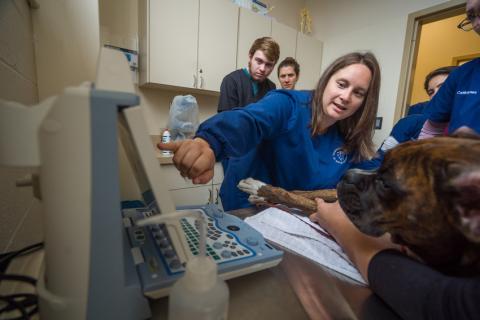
left=239, top=135, right=480, bottom=272
left=338, top=135, right=480, bottom=272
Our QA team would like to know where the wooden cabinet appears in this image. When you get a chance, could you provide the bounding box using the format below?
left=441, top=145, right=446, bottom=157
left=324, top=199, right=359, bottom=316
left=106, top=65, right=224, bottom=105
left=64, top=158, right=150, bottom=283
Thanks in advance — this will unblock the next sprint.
left=197, top=0, right=238, bottom=91
left=139, top=0, right=238, bottom=92
left=294, top=32, right=323, bottom=90
left=139, top=0, right=198, bottom=88
left=139, top=1, right=323, bottom=92
left=270, top=19, right=297, bottom=88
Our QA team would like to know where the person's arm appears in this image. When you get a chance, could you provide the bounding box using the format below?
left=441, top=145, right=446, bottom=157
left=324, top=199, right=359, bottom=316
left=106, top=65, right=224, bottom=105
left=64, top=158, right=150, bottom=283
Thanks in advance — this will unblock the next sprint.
left=159, top=91, right=296, bottom=183
left=419, top=68, right=459, bottom=138
left=369, top=250, right=480, bottom=320
left=196, top=91, right=296, bottom=160
left=418, top=119, right=448, bottom=139
left=309, top=199, right=398, bottom=280
left=309, top=199, right=480, bottom=320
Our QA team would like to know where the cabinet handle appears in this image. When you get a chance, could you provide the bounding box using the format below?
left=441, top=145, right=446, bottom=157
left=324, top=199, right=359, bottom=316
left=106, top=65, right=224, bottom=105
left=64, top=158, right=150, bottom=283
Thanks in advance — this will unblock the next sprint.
left=193, top=74, right=198, bottom=88
left=208, top=189, right=213, bottom=204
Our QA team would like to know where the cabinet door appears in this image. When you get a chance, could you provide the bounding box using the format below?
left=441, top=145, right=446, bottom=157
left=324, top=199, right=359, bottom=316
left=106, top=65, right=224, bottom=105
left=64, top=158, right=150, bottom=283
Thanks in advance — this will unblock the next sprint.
left=197, top=0, right=238, bottom=91
left=270, top=20, right=297, bottom=88
left=236, top=8, right=272, bottom=69
left=295, top=33, right=323, bottom=90
left=148, top=0, right=199, bottom=88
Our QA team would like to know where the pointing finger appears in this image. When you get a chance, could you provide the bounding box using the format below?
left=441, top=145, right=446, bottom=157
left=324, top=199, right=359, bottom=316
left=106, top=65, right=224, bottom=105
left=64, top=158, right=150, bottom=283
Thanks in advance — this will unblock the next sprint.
left=157, top=141, right=181, bottom=152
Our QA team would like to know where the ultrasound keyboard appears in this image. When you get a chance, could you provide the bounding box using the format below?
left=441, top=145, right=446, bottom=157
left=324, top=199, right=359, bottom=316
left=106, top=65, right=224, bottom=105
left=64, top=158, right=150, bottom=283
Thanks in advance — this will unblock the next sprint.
left=122, top=204, right=283, bottom=298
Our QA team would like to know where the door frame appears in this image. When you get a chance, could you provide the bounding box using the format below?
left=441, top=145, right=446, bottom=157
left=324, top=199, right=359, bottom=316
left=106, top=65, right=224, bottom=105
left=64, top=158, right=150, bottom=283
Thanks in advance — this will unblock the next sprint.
left=393, top=0, right=466, bottom=122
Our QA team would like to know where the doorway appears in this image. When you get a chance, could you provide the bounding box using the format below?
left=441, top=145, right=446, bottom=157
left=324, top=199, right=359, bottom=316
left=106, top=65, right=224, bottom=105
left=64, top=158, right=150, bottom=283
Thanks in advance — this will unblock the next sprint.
left=394, top=0, right=480, bottom=121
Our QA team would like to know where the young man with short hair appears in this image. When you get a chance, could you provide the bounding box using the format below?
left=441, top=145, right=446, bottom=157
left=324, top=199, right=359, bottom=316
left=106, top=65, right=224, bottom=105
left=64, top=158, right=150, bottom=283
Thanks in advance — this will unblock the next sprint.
left=217, top=37, right=280, bottom=112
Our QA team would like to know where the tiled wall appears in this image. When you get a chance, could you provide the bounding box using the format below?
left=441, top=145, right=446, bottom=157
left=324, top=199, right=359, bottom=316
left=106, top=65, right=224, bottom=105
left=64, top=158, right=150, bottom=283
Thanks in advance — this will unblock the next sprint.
left=0, top=0, right=43, bottom=253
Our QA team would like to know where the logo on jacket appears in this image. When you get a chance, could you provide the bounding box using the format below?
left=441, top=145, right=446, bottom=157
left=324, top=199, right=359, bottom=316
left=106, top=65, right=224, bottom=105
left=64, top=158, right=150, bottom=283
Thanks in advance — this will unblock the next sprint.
left=456, top=90, right=477, bottom=95
left=332, top=148, right=347, bottom=164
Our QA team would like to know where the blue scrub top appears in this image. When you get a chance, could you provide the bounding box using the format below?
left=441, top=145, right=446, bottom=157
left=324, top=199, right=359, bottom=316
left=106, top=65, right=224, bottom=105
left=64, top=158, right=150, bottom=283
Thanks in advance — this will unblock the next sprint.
left=424, top=58, right=480, bottom=134
left=407, top=101, right=429, bottom=115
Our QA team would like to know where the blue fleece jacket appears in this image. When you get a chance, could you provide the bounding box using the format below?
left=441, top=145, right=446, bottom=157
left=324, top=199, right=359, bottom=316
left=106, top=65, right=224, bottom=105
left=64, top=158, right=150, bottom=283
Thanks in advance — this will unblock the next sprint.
left=196, top=90, right=360, bottom=210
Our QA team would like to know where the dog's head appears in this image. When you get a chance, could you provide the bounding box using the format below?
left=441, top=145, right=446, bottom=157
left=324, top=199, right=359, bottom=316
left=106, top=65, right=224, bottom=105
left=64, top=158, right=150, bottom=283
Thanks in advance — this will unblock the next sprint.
left=338, top=136, right=480, bottom=267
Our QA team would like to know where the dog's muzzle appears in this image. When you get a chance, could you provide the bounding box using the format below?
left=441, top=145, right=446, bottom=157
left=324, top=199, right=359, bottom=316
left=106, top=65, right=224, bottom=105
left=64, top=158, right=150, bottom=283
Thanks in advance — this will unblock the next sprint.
left=337, top=169, right=385, bottom=237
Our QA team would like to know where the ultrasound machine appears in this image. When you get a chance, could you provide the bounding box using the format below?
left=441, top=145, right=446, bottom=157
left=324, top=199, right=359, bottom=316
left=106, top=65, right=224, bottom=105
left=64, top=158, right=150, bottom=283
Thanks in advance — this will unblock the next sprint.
left=0, top=47, right=282, bottom=319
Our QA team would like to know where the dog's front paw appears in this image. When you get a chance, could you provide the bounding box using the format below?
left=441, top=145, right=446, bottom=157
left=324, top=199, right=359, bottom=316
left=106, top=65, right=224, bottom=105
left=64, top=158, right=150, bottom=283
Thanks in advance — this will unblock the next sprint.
left=248, top=194, right=266, bottom=204
left=237, top=177, right=266, bottom=195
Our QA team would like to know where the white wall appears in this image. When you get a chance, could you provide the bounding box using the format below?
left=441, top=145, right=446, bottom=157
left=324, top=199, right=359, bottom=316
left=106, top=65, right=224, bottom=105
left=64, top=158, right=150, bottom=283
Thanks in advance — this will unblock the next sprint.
left=268, top=0, right=307, bottom=30
left=0, top=0, right=100, bottom=253
left=32, top=0, right=100, bottom=99
left=0, top=0, right=42, bottom=253
left=306, top=0, right=452, bottom=147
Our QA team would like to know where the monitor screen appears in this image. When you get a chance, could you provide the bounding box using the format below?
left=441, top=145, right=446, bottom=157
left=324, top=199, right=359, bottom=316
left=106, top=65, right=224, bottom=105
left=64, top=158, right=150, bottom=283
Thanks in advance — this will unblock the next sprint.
left=117, top=107, right=176, bottom=215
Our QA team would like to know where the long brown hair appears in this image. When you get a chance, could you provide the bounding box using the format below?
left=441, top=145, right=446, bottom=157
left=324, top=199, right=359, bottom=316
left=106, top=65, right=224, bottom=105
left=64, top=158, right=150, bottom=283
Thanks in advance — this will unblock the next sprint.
left=311, top=52, right=381, bottom=161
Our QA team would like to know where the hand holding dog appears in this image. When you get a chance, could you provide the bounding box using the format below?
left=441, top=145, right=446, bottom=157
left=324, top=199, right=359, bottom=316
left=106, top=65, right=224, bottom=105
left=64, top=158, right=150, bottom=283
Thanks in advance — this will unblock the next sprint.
left=157, top=137, right=215, bottom=184
left=310, top=198, right=400, bottom=280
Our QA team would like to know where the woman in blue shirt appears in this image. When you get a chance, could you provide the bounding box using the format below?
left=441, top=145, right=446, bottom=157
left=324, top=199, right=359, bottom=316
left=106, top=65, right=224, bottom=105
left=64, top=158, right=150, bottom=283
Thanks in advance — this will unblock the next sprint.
left=158, top=52, right=381, bottom=206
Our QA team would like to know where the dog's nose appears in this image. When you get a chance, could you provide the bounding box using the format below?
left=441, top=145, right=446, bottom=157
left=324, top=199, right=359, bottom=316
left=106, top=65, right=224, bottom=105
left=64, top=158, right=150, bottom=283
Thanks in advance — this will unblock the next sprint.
left=342, top=169, right=375, bottom=188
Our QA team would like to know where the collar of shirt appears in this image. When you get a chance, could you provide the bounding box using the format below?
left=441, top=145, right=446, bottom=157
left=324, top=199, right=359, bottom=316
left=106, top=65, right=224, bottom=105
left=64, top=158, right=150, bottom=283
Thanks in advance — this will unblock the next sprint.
left=242, top=68, right=259, bottom=97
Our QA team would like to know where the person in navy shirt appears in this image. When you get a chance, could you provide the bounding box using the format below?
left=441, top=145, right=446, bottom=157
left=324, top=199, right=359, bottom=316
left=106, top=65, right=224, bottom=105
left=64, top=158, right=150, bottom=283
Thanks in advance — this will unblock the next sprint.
left=407, top=66, right=456, bottom=115
left=419, top=0, right=480, bottom=138
left=158, top=52, right=381, bottom=203
left=217, top=37, right=279, bottom=113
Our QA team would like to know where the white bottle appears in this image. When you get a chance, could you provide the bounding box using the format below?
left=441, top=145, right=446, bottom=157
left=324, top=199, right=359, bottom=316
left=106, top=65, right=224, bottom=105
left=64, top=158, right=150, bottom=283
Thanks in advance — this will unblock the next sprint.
left=168, top=255, right=229, bottom=320
left=161, top=129, right=173, bottom=157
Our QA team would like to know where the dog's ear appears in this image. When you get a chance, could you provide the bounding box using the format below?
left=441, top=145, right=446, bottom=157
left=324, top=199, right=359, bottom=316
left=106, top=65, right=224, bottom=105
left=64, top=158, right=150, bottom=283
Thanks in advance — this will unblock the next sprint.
left=451, top=169, right=480, bottom=204
left=450, top=167, right=480, bottom=240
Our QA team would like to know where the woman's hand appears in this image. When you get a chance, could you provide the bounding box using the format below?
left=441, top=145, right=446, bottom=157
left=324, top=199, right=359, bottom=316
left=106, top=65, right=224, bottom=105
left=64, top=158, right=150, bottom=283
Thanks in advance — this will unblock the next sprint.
left=157, top=137, right=215, bottom=184
left=309, top=199, right=352, bottom=235
left=309, top=198, right=401, bottom=280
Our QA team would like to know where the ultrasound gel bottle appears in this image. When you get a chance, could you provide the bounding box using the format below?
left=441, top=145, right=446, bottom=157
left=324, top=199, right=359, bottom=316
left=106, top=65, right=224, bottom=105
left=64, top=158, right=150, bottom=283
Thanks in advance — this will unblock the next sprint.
left=161, top=129, right=173, bottom=156
left=168, top=216, right=229, bottom=319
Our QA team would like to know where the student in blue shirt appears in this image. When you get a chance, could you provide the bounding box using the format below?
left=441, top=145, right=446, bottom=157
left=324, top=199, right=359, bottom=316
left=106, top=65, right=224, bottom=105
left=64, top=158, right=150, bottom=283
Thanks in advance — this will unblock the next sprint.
left=407, top=66, right=457, bottom=116
left=420, top=0, right=480, bottom=138
left=158, top=52, right=381, bottom=203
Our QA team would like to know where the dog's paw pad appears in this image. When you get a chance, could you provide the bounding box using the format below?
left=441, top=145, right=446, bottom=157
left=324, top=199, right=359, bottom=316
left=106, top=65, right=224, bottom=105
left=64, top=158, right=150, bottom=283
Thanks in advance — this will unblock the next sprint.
left=248, top=195, right=266, bottom=204
left=237, top=178, right=266, bottom=195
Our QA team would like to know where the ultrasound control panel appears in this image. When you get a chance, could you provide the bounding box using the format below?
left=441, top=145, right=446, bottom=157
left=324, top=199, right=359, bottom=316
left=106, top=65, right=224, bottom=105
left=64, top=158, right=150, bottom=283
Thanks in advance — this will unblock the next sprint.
left=122, top=204, right=283, bottom=298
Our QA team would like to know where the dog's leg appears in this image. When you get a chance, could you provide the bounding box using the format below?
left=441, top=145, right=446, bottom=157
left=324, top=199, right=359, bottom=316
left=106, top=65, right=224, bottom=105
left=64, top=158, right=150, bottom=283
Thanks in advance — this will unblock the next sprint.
left=238, top=178, right=330, bottom=214
left=291, top=189, right=337, bottom=202
left=257, top=185, right=318, bottom=213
